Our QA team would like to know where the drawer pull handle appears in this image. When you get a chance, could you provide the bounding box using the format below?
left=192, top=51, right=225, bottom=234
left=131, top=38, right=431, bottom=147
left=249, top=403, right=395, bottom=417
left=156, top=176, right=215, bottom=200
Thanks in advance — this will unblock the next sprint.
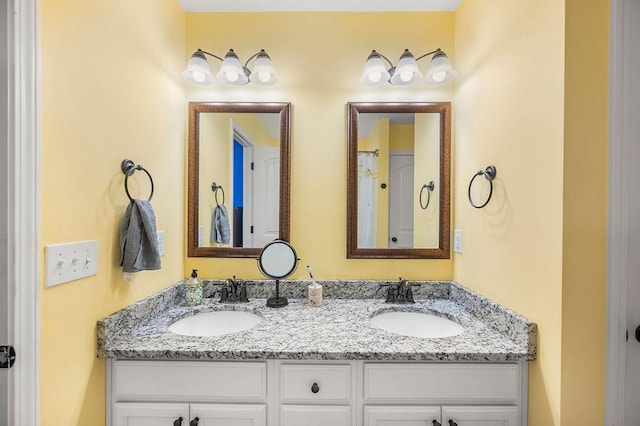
left=173, top=417, right=183, bottom=426
left=432, top=421, right=442, bottom=426
left=190, top=417, right=199, bottom=426
left=448, top=421, right=458, bottom=426
left=311, top=382, right=320, bottom=393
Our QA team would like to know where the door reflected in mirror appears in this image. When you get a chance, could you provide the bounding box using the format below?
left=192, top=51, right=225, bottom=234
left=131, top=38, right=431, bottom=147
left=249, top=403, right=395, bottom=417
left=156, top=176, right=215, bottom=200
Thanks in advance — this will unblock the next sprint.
left=188, top=103, right=291, bottom=258
left=347, top=103, right=450, bottom=259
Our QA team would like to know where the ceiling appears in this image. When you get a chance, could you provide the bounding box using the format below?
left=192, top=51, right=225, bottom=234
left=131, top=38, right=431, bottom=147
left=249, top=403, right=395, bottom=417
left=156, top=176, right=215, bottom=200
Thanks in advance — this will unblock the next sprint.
left=178, top=0, right=462, bottom=12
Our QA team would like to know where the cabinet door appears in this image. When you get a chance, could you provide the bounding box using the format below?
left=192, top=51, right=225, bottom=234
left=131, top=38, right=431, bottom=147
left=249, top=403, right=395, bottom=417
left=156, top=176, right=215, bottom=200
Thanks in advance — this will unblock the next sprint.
left=113, top=402, right=190, bottom=426
left=364, top=406, right=441, bottom=426
left=281, top=405, right=351, bottom=426
left=190, top=403, right=266, bottom=426
left=441, top=406, right=518, bottom=426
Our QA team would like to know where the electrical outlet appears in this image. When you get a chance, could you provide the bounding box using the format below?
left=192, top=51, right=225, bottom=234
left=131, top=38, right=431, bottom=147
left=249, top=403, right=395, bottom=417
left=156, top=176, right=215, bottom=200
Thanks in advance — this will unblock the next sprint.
left=45, top=240, right=98, bottom=287
left=453, top=229, right=463, bottom=254
left=157, top=230, right=165, bottom=256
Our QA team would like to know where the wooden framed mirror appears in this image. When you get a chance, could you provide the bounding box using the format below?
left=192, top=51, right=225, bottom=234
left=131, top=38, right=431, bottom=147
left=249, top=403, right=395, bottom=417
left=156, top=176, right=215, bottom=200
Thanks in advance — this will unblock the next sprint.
left=188, top=102, right=291, bottom=258
left=347, top=102, right=451, bottom=259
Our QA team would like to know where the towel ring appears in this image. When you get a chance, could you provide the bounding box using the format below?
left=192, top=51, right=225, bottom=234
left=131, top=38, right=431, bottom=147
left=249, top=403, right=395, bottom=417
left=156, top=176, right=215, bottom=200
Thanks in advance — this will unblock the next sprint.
left=468, top=165, right=497, bottom=209
left=121, top=159, right=154, bottom=201
left=419, top=181, right=435, bottom=210
left=211, top=182, right=225, bottom=206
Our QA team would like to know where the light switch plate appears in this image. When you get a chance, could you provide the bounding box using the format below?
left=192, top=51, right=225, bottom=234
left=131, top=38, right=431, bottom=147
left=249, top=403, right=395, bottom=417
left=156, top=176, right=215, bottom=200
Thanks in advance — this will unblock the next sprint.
left=453, top=229, right=463, bottom=254
left=45, top=240, right=98, bottom=288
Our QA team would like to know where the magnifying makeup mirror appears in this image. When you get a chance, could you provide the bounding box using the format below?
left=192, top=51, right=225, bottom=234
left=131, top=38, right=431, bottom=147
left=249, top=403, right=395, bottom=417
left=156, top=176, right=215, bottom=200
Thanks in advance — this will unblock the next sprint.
left=257, top=239, right=299, bottom=308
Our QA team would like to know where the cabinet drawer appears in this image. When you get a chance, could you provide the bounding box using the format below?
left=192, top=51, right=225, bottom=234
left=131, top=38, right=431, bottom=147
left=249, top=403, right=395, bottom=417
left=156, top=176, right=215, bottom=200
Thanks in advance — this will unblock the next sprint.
left=280, top=364, right=351, bottom=403
left=113, top=360, right=267, bottom=402
left=364, top=363, right=520, bottom=403
left=281, top=405, right=351, bottom=426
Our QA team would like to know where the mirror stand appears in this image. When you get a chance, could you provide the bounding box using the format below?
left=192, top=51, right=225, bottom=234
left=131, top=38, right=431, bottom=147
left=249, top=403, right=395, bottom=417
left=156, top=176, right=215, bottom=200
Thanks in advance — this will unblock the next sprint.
left=257, top=239, right=299, bottom=308
left=266, top=280, right=288, bottom=308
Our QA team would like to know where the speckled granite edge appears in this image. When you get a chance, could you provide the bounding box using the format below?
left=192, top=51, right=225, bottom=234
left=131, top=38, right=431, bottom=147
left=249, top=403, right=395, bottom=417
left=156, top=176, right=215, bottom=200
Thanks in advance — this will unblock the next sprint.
left=450, top=281, right=537, bottom=359
left=97, top=280, right=185, bottom=355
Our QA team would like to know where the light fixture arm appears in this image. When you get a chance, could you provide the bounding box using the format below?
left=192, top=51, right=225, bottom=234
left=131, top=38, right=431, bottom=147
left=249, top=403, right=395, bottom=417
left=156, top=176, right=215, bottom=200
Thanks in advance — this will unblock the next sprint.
left=414, top=48, right=444, bottom=62
left=243, top=49, right=267, bottom=68
left=197, top=48, right=224, bottom=62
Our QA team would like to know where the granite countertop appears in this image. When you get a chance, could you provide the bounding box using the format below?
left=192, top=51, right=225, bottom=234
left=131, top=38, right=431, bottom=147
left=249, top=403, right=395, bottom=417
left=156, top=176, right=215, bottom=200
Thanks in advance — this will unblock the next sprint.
left=97, top=280, right=536, bottom=362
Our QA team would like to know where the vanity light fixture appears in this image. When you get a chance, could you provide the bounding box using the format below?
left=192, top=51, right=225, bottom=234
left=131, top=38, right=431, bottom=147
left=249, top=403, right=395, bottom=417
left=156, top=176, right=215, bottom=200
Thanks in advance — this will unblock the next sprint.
left=360, top=48, right=456, bottom=86
left=183, top=48, right=279, bottom=86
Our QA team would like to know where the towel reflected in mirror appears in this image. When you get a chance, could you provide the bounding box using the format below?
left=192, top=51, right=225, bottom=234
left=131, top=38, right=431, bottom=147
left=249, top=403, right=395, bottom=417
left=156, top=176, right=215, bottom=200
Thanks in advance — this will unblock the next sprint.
left=211, top=204, right=230, bottom=245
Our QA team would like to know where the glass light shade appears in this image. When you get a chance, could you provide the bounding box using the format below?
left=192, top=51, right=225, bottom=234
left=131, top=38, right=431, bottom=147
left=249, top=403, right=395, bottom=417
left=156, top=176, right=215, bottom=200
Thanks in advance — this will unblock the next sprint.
left=216, top=49, right=249, bottom=85
left=249, top=53, right=279, bottom=86
left=390, top=49, right=422, bottom=85
left=182, top=53, right=214, bottom=85
left=360, top=51, right=390, bottom=86
left=425, top=52, right=457, bottom=85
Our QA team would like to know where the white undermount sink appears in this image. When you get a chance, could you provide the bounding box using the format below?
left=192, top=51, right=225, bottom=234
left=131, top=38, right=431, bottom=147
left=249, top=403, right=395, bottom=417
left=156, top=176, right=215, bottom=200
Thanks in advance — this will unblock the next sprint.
left=168, top=311, right=262, bottom=337
left=370, top=311, right=465, bottom=338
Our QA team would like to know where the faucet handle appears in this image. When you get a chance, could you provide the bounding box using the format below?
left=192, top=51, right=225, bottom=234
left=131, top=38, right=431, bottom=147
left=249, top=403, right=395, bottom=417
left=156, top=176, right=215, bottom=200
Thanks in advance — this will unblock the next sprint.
left=378, top=283, right=397, bottom=303
left=405, top=284, right=415, bottom=303
left=238, top=281, right=250, bottom=303
left=219, top=285, right=229, bottom=302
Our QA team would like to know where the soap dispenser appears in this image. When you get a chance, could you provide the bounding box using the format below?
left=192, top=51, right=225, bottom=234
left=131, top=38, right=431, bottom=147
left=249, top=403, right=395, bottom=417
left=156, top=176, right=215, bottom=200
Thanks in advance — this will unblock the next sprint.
left=185, top=269, right=203, bottom=306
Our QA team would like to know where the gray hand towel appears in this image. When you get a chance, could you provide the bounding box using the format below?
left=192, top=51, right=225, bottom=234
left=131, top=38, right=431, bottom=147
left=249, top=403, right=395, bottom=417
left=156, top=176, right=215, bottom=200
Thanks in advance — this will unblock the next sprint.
left=211, top=204, right=230, bottom=244
left=120, top=199, right=161, bottom=273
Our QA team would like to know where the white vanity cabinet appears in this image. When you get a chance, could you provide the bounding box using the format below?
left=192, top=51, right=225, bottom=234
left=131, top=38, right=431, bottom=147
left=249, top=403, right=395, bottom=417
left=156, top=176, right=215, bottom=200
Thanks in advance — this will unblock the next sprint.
left=113, top=402, right=266, bottom=426
left=440, top=406, right=519, bottom=425
left=364, top=405, right=442, bottom=425
left=363, top=405, right=518, bottom=426
left=107, top=360, right=527, bottom=426
left=108, top=360, right=268, bottom=426
left=113, top=402, right=189, bottom=426
left=361, top=363, right=526, bottom=426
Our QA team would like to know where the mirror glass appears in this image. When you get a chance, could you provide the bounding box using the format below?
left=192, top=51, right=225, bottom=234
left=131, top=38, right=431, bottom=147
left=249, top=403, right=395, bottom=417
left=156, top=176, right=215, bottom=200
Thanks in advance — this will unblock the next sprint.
left=257, top=239, right=298, bottom=279
left=347, top=102, right=451, bottom=259
left=188, top=102, right=291, bottom=258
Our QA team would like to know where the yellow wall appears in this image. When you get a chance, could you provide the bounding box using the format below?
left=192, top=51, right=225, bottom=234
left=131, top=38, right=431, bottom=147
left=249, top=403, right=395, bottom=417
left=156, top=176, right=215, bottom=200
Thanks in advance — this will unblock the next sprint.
left=454, top=0, right=565, bottom=424
left=39, top=0, right=185, bottom=424
left=414, top=114, right=440, bottom=248
left=184, top=12, right=456, bottom=279
left=389, top=123, right=414, bottom=151
left=454, top=0, right=608, bottom=424
left=561, top=0, right=608, bottom=423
